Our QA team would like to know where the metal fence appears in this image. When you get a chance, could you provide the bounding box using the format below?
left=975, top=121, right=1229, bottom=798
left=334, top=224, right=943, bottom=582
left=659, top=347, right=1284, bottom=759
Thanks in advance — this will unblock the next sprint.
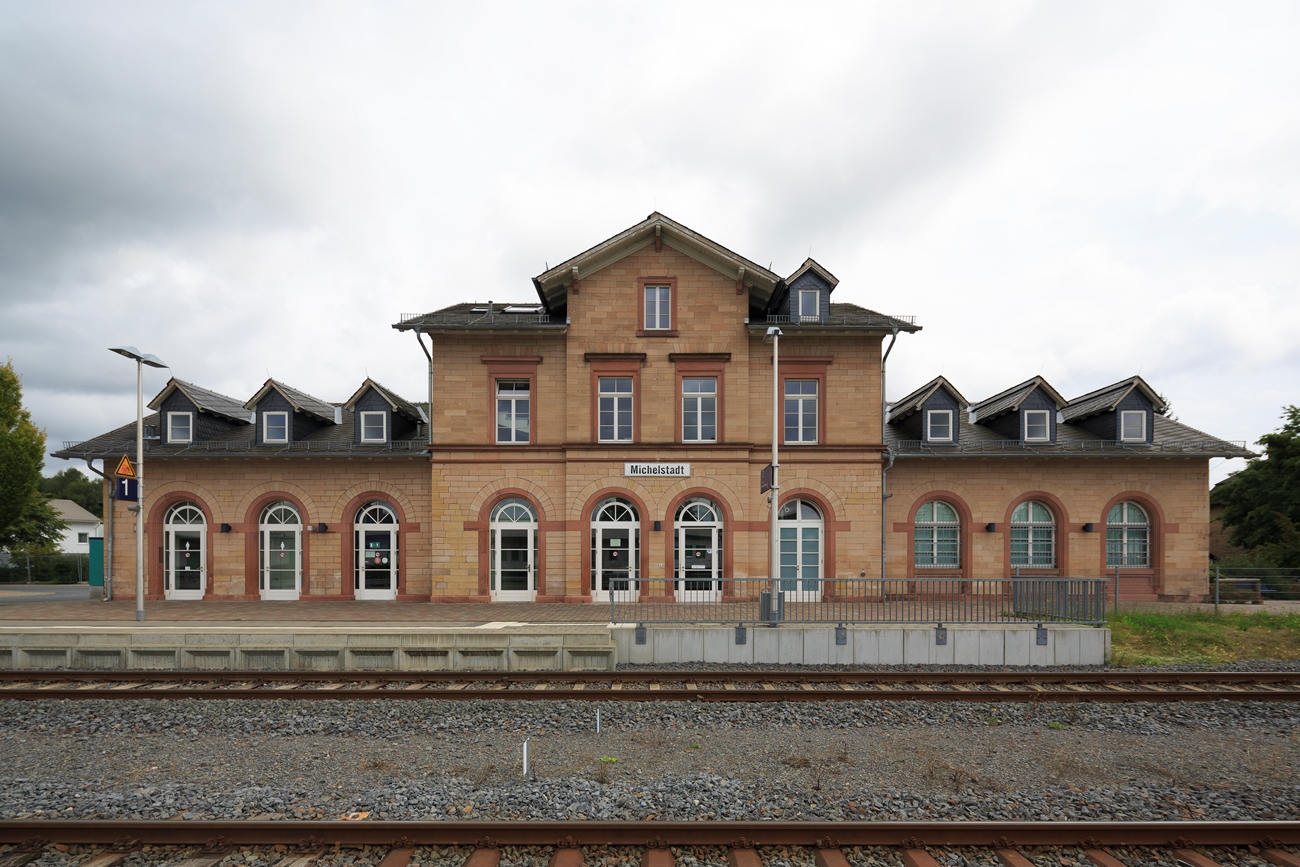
left=608, top=577, right=1108, bottom=626
left=1212, top=567, right=1300, bottom=607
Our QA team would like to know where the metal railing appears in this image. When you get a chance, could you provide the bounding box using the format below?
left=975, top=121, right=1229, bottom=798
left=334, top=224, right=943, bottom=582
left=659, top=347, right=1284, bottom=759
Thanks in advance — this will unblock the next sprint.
left=609, top=577, right=1107, bottom=625
left=397, top=311, right=559, bottom=327
left=893, top=438, right=1247, bottom=454
left=59, top=437, right=428, bottom=456
left=761, top=313, right=917, bottom=327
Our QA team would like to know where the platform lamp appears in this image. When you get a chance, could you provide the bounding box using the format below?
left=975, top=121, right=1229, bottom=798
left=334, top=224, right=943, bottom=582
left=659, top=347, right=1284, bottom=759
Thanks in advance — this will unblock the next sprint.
left=763, top=326, right=782, bottom=624
left=109, top=346, right=168, bottom=622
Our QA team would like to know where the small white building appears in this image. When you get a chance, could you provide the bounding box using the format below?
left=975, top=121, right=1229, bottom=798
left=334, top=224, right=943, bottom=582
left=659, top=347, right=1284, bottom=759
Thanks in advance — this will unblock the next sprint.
left=50, top=499, right=101, bottom=555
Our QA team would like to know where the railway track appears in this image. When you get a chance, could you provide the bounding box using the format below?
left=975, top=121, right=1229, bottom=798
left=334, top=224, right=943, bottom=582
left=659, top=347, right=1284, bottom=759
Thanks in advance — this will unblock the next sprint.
left=2, top=670, right=1299, bottom=702
left=1, top=820, right=1298, bottom=867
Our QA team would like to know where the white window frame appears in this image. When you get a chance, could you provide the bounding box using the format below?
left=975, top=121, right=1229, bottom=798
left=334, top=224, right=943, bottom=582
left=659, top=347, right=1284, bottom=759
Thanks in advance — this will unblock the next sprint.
left=1120, top=410, right=1146, bottom=442
left=1023, top=409, right=1050, bottom=442
left=360, top=411, right=387, bottom=443
left=496, top=380, right=531, bottom=444
left=598, top=377, right=634, bottom=443
left=644, top=284, right=671, bottom=330
left=799, top=289, right=820, bottom=322
left=263, top=411, right=289, bottom=444
left=926, top=409, right=953, bottom=442
left=167, top=412, right=193, bottom=444
left=784, top=380, right=818, bottom=444
left=681, top=377, right=717, bottom=443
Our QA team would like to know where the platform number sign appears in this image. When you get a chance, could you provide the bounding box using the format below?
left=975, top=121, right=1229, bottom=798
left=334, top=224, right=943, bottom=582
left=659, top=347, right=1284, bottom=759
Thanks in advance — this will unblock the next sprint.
left=116, top=478, right=139, bottom=502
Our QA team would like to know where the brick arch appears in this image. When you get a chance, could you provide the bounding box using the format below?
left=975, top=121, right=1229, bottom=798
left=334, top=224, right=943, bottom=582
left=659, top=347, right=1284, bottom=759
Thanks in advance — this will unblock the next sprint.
left=570, top=477, right=652, bottom=522
left=777, top=488, right=844, bottom=583
left=144, top=490, right=217, bottom=601
left=1098, top=491, right=1166, bottom=585
left=661, top=487, right=737, bottom=591
left=662, top=476, right=746, bottom=522
left=473, top=488, right=551, bottom=600
left=776, top=476, right=846, bottom=523
left=243, top=491, right=312, bottom=599
left=1003, top=491, right=1071, bottom=577
left=905, top=491, right=973, bottom=580
left=333, top=480, right=420, bottom=528
left=234, top=481, right=319, bottom=528
left=581, top=487, right=653, bottom=601
left=469, top=477, right=557, bottom=524
left=340, top=493, right=413, bottom=601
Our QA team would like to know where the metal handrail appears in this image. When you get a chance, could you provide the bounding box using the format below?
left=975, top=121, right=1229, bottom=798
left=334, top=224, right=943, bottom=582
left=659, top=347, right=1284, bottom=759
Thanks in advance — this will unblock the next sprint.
left=893, top=438, right=1247, bottom=453
left=397, top=312, right=558, bottom=327
left=762, top=313, right=917, bottom=327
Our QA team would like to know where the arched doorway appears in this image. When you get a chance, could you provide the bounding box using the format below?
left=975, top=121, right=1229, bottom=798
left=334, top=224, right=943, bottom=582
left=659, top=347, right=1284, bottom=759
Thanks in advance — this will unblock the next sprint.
left=490, top=498, right=538, bottom=602
left=779, top=498, right=823, bottom=601
left=354, top=501, right=398, bottom=601
left=259, top=501, right=302, bottom=601
left=675, top=497, right=722, bottom=602
left=163, top=502, right=205, bottom=600
left=591, top=497, right=639, bottom=602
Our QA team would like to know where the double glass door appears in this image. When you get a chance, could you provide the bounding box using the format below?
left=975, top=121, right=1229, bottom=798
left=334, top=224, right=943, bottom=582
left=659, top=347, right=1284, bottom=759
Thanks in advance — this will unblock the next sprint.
left=778, top=499, right=823, bottom=601
left=164, top=502, right=205, bottom=600
left=355, top=502, right=398, bottom=601
left=675, top=499, right=722, bottom=602
left=591, top=498, right=639, bottom=602
left=491, top=498, right=537, bottom=601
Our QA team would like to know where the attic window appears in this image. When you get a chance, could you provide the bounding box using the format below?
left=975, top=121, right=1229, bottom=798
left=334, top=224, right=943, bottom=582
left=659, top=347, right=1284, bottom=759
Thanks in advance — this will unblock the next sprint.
left=264, top=412, right=289, bottom=444
left=167, top=412, right=193, bottom=444
left=1120, top=410, right=1146, bottom=442
left=799, top=289, right=820, bottom=322
left=470, top=306, right=490, bottom=313
left=361, top=411, right=387, bottom=443
left=926, top=410, right=953, bottom=442
left=1023, top=410, right=1050, bottom=443
left=503, top=305, right=541, bottom=313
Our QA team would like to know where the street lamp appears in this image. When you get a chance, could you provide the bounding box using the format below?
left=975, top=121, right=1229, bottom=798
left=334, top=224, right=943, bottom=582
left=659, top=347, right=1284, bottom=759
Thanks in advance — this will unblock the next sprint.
left=109, top=346, right=168, bottom=622
left=763, top=326, right=782, bottom=624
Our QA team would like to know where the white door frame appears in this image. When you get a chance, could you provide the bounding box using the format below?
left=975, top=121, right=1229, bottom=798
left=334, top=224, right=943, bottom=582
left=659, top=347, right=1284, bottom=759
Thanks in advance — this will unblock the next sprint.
left=259, top=501, right=302, bottom=601
left=591, top=497, right=639, bottom=603
left=490, top=498, right=537, bottom=602
left=778, top=498, right=823, bottom=602
left=163, top=502, right=206, bottom=601
left=675, top=498, right=722, bottom=602
left=355, top=501, right=398, bottom=601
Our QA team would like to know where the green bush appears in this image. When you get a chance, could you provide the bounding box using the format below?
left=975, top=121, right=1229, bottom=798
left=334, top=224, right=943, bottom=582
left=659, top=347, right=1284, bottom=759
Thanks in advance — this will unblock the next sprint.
left=0, top=554, right=89, bottom=584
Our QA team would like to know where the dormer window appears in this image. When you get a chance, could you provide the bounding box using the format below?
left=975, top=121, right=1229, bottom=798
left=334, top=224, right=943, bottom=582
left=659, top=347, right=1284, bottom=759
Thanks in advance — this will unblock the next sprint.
left=1120, top=410, right=1146, bottom=442
left=799, top=289, right=819, bottom=322
left=263, top=411, right=289, bottom=444
left=1023, top=409, right=1050, bottom=442
left=167, top=412, right=192, bottom=444
left=926, top=410, right=953, bottom=442
left=360, top=411, right=387, bottom=443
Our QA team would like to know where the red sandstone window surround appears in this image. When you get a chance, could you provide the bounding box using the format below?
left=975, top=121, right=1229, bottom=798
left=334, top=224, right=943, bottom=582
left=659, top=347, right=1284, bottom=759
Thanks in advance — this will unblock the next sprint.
left=636, top=277, right=678, bottom=337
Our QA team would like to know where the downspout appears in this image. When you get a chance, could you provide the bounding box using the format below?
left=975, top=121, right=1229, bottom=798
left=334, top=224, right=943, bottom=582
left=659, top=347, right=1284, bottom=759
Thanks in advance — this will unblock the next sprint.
left=84, top=459, right=112, bottom=601
left=413, top=330, right=433, bottom=446
left=879, top=327, right=899, bottom=582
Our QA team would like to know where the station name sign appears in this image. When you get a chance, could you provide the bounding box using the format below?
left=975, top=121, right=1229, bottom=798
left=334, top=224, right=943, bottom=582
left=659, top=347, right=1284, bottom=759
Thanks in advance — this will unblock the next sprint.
left=624, top=462, right=691, bottom=477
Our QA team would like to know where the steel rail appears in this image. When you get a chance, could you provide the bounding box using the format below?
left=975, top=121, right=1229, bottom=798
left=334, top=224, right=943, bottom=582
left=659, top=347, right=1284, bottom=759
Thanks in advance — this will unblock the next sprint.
left=1, top=819, right=1298, bottom=848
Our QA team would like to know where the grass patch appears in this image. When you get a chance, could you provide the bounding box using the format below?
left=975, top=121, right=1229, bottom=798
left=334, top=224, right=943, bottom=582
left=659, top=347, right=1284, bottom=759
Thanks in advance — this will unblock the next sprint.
left=1109, top=609, right=1300, bottom=665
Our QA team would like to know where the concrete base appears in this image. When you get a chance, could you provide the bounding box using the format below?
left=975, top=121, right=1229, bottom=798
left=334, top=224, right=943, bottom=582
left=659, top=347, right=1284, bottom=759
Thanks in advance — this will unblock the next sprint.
left=613, top=623, right=1110, bottom=667
left=0, top=623, right=617, bottom=672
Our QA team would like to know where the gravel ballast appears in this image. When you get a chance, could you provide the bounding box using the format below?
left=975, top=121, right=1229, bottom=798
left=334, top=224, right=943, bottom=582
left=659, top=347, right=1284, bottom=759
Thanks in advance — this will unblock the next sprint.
left=1, top=694, right=1297, bottom=826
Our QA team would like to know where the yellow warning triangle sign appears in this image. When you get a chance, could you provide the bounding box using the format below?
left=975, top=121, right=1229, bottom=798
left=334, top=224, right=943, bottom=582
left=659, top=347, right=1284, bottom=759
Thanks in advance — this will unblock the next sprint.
left=115, top=454, right=136, bottom=479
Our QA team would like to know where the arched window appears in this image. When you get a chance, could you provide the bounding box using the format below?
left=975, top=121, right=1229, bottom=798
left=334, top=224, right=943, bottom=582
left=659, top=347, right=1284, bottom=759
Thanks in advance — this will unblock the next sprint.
left=591, top=497, right=639, bottom=601
left=259, top=501, right=302, bottom=600
left=1106, top=501, right=1150, bottom=568
left=675, top=497, right=722, bottom=600
left=914, top=501, right=959, bottom=568
left=164, top=502, right=205, bottom=599
left=490, top=498, right=538, bottom=601
left=354, top=501, right=398, bottom=600
left=1010, top=500, right=1055, bottom=568
left=778, top=498, right=823, bottom=598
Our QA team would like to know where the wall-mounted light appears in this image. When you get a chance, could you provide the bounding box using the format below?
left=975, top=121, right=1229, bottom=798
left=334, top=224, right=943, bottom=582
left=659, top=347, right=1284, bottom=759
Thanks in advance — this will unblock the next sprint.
left=220, top=523, right=232, bottom=533
left=985, top=523, right=997, bottom=533
left=315, top=523, right=328, bottom=533
left=653, top=520, right=662, bottom=531
left=1082, top=522, right=1094, bottom=533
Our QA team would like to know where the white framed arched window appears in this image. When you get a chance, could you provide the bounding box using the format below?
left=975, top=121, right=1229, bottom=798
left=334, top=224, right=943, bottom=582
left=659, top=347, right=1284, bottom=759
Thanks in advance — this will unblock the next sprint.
left=591, top=497, right=639, bottom=602
left=675, top=497, right=722, bottom=601
left=164, top=501, right=206, bottom=600
left=1010, top=500, right=1055, bottom=568
left=355, top=501, right=398, bottom=600
left=914, top=501, right=959, bottom=568
left=1106, top=501, right=1150, bottom=568
left=490, top=498, right=538, bottom=601
left=259, top=501, right=302, bottom=600
left=778, top=498, right=823, bottom=599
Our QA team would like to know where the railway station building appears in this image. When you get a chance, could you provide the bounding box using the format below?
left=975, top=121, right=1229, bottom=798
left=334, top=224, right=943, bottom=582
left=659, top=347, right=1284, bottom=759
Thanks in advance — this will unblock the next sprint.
left=57, top=213, right=1250, bottom=605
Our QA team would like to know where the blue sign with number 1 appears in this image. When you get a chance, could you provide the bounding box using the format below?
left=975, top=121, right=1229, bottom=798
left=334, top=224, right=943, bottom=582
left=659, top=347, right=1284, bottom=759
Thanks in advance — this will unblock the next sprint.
left=116, top=478, right=138, bottom=502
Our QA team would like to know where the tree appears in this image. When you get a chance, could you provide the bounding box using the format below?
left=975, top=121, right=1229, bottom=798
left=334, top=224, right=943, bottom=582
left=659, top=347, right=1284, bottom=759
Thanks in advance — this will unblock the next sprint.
left=0, top=360, right=64, bottom=553
left=1210, top=405, right=1300, bottom=567
left=40, top=468, right=103, bottom=518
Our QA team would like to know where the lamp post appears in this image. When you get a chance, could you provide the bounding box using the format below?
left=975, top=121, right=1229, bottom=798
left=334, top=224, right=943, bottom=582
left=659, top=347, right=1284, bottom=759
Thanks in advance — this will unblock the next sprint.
left=763, top=326, right=782, bottom=624
left=109, top=346, right=168, bottom=622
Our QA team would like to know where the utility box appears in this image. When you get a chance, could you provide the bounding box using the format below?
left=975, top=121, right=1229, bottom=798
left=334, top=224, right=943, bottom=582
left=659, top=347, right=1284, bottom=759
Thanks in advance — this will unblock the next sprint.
left=759, top=590, right=785, bottom=624
left=88, top=538, right=104, bottom=591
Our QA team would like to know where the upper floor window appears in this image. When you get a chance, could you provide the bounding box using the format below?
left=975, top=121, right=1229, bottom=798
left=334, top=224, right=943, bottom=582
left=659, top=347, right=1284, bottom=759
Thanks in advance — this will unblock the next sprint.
left=784, top=380, right=818, bottom=443
left=598, top=377, right=633, bottom=442
left=799, top=289, right=820, bottom=322
left=167, top=412, right=193, bottom=444
left=263, top=412, right=289, bottom=444
left=360, top=411, right=387, bottom=443
left=644, top=284, right=671, bottom=330
left=496, top=380, right=531, bottom=443
left=1120, top=410, right=1146, bottom=442
left=926, top=410, right=953, bottom=442
left=1023, top=409, right=1050, bottom=442
left=1010, top=500, right=1056, bottom=568
left=682, top=377, right=717, bottom=442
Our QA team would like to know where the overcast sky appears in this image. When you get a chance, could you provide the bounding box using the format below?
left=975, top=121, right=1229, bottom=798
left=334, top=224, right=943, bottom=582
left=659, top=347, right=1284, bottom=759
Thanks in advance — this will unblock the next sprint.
left=3, top=2, right=1296, bottom=485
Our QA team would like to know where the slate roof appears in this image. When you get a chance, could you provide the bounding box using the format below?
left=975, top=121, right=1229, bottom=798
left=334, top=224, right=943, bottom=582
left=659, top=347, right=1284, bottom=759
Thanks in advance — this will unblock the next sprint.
left=969, top=376, right=1067, bottom=423
left=749, top=302, right=920, bottom=332
left=887, top=376, right=968, bottom=424
left=245, top=379, right=338, bottom=423
left=785, top=258, right=840, bottom=289
left=394, top=302, right=563, bottom=332
left=343, top=378, right=429, bottom=423
left=147, top=379, right=251, bottom=423
left=53, top=404, right=429, bottom=461
left=1061, top=375, right=1167, bottom=422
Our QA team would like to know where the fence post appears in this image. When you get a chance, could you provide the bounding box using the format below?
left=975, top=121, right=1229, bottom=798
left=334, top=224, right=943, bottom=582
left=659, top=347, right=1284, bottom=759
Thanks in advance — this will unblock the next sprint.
left=1113, top=565, right=1120, bottom=616
left=26, top=556, right=32, bottom=585
left=1214, top=565, right=1219, bottom=614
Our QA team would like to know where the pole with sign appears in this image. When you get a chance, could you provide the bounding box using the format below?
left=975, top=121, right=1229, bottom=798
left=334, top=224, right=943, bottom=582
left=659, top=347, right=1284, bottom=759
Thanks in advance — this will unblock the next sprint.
left=763, top=327, right=782, bottom=625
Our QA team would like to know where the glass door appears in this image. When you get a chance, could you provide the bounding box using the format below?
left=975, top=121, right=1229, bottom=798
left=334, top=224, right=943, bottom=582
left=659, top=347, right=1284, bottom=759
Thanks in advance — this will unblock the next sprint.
left=356, top=529, right=397, bottom=599
left=778, top=499, right=823, bottom=602
left=164, top=502, right=205, bottom=600
left=590, top=498, right=640, bottom=603
left=676, top=526, right=721, bottom=602
left=493, top=527, right=535, bottom=601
